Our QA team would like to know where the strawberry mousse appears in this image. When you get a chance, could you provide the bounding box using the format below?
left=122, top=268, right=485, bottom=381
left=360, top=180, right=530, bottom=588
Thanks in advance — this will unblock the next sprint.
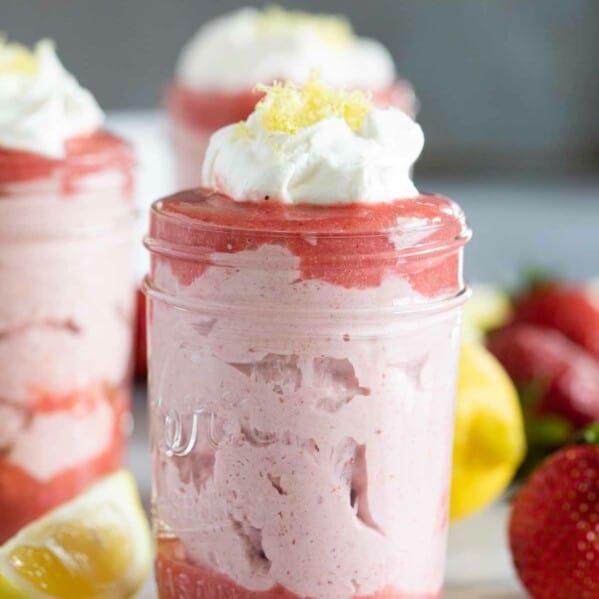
left=0, top=39, right=135, bottom=542
left=147, top=77, right=469, bottom=599
left=167, top=6, right=417, bottom=189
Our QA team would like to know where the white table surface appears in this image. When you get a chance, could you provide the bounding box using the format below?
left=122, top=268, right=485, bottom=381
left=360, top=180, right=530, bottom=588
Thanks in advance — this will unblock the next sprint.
left=128, top=388, right=525, bottom=599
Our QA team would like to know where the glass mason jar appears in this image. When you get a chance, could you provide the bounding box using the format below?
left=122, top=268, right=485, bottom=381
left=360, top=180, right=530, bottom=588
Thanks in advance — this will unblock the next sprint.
left=165, top=80, right=417, bottom=190
left=0, top=133, right=136, bottom=543
left=146, top=189, right=470, bottom=599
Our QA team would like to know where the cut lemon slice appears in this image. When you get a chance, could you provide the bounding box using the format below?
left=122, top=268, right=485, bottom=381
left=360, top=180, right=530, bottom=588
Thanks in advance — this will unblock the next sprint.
left=451, top=342, right=526, bottom=520
left=0, top=470, right=151, bottom=599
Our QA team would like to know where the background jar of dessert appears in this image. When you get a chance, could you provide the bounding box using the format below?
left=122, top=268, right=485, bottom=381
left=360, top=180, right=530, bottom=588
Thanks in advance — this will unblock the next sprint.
left=166, top=6, right=417, bottom=189
left=0, top=40, right=137, bottom=543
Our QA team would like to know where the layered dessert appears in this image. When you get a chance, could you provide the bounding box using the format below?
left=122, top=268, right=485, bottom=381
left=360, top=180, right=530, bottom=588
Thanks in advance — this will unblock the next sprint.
left=167, top=6, right=417, bottom=189
left=147, top=76, right=469, bottom=599
left=0, top=39, right=135, bottom=542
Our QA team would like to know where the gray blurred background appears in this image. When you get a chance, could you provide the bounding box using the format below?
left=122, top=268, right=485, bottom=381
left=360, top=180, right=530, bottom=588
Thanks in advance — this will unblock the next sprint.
left=4, top=0, right=599, bottom=175
left=3, top=0, right=598, bottom=283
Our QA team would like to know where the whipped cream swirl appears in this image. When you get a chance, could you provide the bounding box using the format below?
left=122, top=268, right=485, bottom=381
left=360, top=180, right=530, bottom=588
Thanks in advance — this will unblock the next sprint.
left=176, top=7, right=396, bottom=92
left=202, top=81, right=423, bottom=205
left=0, top=39, right=104, bottom=158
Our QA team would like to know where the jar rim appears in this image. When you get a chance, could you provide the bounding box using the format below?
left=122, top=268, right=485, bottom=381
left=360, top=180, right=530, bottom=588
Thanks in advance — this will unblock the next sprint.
left=144, top=274, right=471, bottom=319
left=146, top=189, right=471, bottom=261
left=0, top=130, right=134, bottom=186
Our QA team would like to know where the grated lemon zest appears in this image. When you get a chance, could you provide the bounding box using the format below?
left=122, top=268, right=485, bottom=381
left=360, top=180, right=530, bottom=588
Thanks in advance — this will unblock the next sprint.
left=255, top=5, right=353, bottom=49
left=0, top=36, right=40, bottom=75
left=256, top=71, right=372, bottom=136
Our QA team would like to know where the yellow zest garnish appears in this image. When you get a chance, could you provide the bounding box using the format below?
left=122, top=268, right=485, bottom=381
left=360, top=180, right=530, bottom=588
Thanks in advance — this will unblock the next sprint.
left=0, top=36, right=39, bottom=75
left=255, top=6, right=353, bottom=49
left=233, top=121, right=254, bottom=140
left=256, top=71, right=372, bottom=135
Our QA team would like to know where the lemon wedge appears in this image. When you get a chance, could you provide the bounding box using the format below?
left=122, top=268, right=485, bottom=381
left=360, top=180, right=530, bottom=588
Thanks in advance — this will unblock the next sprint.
left=256, top=71, right=372, bottom=135
left=451, top=342, right=526, bottom=520
left=0, top=470, right=151, bottom=599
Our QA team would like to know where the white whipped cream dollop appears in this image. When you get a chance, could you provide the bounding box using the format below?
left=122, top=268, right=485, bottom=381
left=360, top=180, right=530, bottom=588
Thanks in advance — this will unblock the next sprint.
left=0, top=39, right=104, bottom=158
left=202, top=107, right=423, bottom=205
left=176, top=7, right=396, bottom=92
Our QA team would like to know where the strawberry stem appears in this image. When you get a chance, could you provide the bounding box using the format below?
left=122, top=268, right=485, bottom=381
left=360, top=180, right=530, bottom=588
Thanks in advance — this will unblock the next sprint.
left=510, top=266, right=557, bottom=301
left=577, top=421, right=599, bottom=445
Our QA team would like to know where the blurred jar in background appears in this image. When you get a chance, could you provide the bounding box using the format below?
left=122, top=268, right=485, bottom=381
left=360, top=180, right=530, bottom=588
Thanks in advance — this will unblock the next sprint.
left=166, top=6, right=417, bottom=189
left=0, top=39, right=136, bottom=542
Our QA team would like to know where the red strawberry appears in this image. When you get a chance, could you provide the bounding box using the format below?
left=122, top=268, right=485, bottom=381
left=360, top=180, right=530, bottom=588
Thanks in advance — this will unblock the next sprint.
left=512, top=281, right=599, bottom=362
left=509, top=443, right=599, bottom=599
left=487, top=324, right=599, bottom=426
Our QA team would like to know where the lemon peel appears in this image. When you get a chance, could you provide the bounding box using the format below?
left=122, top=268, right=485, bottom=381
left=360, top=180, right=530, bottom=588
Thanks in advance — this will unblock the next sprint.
left=0, top=470, right=151, bottom=599
left=255, top=6, right=353, bottom=49
left=0, top=37, right=40, bottom=75
left=451, top=342, right=526, bottom=520
left=256, top=71, right=372, bottom=136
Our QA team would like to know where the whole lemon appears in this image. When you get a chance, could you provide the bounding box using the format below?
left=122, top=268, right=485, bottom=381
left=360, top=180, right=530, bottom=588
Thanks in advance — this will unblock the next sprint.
left=451, top=341, right=526, bottom=520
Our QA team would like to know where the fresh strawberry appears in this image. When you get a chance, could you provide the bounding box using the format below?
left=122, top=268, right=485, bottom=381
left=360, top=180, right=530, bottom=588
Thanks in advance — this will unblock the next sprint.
left=511, top=281, right=599, bottom=362
left=509, top=441, right=599, bottom=599
left=487, top=324, right=599, bottom=426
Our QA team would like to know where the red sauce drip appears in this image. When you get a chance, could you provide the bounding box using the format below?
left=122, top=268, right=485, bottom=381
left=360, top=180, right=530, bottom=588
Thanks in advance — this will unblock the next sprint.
left=0, top=384, right=128, bottom=543
left=150, top=190, right=465, bottom=295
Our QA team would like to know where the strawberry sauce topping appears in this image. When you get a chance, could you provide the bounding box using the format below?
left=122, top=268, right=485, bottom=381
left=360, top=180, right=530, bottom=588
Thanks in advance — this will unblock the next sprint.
left=149, top=189, right=467, bottom=295
left=0, top=131, right=134, bottom=192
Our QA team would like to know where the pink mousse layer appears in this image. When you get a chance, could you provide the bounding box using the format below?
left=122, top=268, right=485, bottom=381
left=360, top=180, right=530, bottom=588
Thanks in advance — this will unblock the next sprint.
left=148, top=192, right=466, bottom=599
left=166, top=80, right=417, bottom=190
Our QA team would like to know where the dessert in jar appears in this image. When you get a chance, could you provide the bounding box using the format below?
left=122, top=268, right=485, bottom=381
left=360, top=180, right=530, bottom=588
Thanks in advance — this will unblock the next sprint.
left=167, top=6, right=417, bottom=189
left=0, top=39, right=135, bottom=542
left=147, top=75, right=470, bottom=599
